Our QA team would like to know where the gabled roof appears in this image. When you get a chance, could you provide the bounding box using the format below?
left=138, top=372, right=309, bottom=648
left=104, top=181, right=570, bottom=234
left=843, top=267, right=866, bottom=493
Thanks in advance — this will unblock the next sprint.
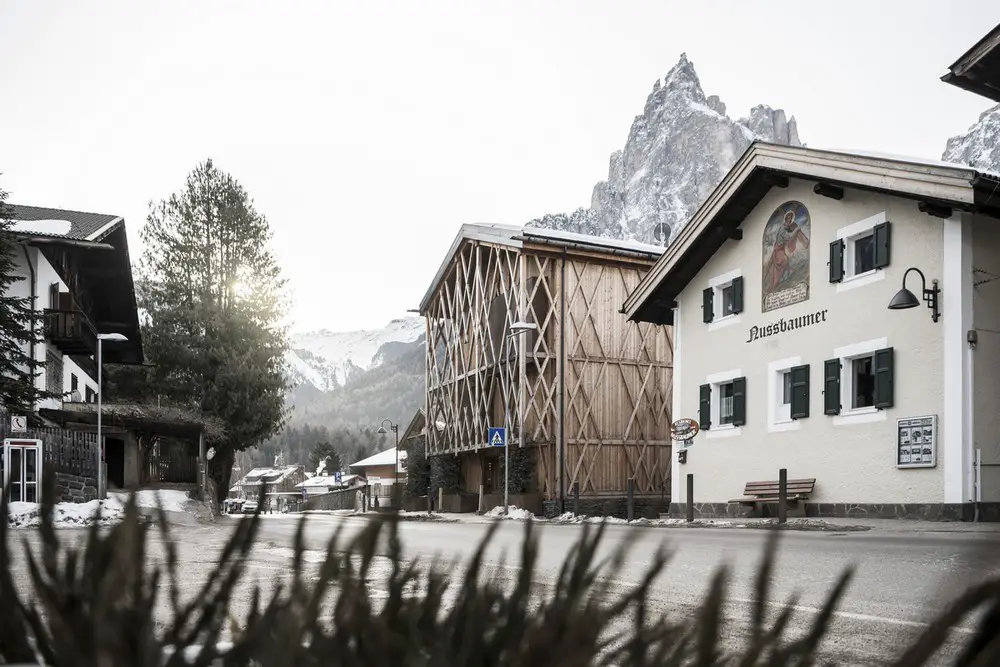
left=418, top=223, right=664, bottom=313
left=349, top=447, right=407, bottom=472
left=942, top=23, right=1000, bottom=103
left=623, top=142, right=1000, bottom=326
left=5, top=204, right=143, bottom=363
left=6, top=204, right=123, bottom=242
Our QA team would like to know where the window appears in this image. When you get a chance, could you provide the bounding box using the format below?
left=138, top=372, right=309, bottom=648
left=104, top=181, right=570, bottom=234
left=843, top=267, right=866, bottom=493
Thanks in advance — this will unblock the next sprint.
left=824, top=345, right=894, bottom=417
left=768, top=359, right=810, bottom=429
left=719, top=381, right=735, bottom=425
left=48, top=283, right=60, bottom=309
left=699, top=375, right=746, bottom=431
left=85, top=387, right=96, bottom=403
left=854, top=234, right=875, bottom=275
left=702, top=274, right=744, bottom=324
left=71, top=374, right=78, bottom=391
left=829, top=218, right=891, bottom=284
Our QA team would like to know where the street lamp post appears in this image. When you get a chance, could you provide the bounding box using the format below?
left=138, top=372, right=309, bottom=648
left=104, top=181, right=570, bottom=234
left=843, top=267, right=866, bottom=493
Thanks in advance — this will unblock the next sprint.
left=96, top=333, right=128, bottom=500
left=503, top=321, right=537, bottom=517
left=377, top=419, right=399, bottom=509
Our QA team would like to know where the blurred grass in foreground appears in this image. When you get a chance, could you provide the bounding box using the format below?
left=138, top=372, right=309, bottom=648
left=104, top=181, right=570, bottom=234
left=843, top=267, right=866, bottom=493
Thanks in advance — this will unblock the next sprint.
left=1, top=476, right=999, bottom=666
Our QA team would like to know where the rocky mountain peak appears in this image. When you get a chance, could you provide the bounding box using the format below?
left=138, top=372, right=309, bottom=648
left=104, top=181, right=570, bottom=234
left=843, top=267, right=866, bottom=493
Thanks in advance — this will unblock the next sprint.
left=942, top=103, right=1000, bottom=171
left=527, top=53, right=803, bottom=245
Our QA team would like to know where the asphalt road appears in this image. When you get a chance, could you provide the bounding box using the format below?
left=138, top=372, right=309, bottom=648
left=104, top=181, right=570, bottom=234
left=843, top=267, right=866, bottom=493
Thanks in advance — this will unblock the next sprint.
left=9, top=514, right=1000, bottom=666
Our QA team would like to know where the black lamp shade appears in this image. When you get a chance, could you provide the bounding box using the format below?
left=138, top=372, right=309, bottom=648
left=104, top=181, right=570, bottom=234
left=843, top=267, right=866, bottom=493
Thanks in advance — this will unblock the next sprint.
left=377, top=426, right=387, bottom=434
left=888, top=288, right=920, bottom=310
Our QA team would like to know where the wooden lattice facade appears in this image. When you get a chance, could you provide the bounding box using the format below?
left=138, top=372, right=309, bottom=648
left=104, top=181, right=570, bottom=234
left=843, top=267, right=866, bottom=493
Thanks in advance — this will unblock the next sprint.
left=419, top=225, right=674, bottom=502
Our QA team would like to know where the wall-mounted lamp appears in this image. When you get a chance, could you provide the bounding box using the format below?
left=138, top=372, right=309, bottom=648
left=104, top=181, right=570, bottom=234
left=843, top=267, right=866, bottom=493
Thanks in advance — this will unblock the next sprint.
left=887, top=267, right=940, bottom=323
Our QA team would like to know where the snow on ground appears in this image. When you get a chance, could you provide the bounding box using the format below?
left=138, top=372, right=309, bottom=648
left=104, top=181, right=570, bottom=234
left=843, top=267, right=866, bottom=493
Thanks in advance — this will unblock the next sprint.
left=7, top=489, right=195, bottom=529
left=7, top=498, right=126, bottom=529
left=108, top=489, right=193, bottom=513
left=485, top=505, right=537, bottom=520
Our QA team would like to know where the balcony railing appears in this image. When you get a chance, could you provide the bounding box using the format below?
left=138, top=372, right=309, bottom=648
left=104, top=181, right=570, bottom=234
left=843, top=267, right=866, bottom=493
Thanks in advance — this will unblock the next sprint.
left=43, top=306, right=98, bottom=356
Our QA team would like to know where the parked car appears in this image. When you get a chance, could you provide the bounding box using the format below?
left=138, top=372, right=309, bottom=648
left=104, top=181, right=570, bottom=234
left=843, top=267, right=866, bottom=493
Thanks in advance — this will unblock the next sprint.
left=242, top=501, right=258, bottom=514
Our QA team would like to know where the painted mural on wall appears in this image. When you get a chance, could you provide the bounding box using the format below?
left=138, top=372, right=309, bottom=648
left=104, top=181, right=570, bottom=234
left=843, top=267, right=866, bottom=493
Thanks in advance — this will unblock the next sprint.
left=761, top=200, right=811, bottom=312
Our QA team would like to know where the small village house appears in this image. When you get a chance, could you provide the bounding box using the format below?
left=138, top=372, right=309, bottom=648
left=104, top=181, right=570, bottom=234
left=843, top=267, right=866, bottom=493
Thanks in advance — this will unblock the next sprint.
left=349, top=447, right=406, bottom=508
left=418, top=224, right=673, bottom=517
left=294, top=473, right=362, bottom=498
left=229, top=463, right=306, bottom=511
left=2, top=205, right=217, bottom=504
left=622, top=142, right=1000, bottom=521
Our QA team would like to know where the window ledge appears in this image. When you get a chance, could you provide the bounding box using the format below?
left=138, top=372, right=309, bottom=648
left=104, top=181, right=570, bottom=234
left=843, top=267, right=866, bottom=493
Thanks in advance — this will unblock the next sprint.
left=708, top=313, right=741, bottom=332
left=768, top=419, right=802, bottom=433
left=836, top=269, right=885, bottom=293
left=706, top=425, right=743, bottom=439
left=833, top=409, right=887, bottom=426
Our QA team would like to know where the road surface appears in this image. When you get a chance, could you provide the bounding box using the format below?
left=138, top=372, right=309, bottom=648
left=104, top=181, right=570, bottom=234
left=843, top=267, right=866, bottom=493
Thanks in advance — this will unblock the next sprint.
left=8, top=513, right=1000, bottom=666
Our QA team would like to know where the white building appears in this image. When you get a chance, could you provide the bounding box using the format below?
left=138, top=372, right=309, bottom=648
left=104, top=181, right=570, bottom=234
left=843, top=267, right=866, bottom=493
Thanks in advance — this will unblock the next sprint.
left=5, top=205, right=143, bottom=414
left=623, top=142, right=1000, bottom=521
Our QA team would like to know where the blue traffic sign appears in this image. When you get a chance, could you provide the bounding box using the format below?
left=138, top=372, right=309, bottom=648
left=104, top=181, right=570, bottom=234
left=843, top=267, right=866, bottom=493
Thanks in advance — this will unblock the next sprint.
left=488, top=427, right=506, bottom=448
left=334, top=471, right=342, bottom=484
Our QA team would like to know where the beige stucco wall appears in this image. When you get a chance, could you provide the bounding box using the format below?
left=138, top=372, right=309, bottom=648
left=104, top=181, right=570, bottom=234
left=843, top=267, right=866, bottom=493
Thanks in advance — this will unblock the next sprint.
left=674, top=178, right=947, bottom=505
left=972, top=215, right=1000, bottom=503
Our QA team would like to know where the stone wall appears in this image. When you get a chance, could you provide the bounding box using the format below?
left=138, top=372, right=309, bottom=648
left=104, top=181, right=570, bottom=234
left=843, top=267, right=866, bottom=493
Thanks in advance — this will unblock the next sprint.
left=542, top=496, right=669, bottom=520
left=54, top=472, right=98, bottom=504
left=665, top=501, right=1000, bottom=522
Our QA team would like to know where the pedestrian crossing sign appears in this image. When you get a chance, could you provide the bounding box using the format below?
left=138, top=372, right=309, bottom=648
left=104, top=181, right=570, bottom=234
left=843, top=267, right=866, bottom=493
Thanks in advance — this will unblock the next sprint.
left=488, top=427, right=506, bottom=447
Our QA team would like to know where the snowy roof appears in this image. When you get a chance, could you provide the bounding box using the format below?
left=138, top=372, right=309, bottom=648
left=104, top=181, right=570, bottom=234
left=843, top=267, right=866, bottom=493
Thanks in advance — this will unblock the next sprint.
left=294, top=473, right=359, bottom=489
left=349, top=447, right=407, bottom=471
left=817, top=147, right=1000, bottom=179
left=624, top=141, right=1000, bottom=325
left=418, top=223, right=664, bottom=313
left=230, top=465, right=303, bottom=491
left=6, top=204, right=123, bottom=243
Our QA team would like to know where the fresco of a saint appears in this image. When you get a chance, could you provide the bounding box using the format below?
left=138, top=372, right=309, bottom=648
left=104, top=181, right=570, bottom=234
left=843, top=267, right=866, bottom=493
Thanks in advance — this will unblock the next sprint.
left=761, top=201, right=811, bottom=312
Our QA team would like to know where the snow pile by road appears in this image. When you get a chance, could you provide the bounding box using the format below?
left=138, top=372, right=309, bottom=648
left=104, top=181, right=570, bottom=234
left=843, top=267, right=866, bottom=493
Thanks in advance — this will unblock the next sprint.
left=7, top=499, right=126, bottom=528
left=108, top=489, right=193, bottom=513
left=485, top=505, right=536, bottom=521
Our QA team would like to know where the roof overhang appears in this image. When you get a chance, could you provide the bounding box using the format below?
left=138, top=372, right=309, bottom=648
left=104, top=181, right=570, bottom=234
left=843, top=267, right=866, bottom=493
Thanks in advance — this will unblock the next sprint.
left=623, top=142, right=1000, bottom=326
left=417, top=224, right=523, bottom=314
left=417, top=223, right=664, bottom=315
left=942, top=23, right=1000, bottom=102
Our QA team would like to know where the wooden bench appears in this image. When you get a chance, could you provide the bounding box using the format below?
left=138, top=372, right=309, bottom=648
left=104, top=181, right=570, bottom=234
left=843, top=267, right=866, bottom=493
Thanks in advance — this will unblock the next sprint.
left=729, top=478, right=816, bottom=517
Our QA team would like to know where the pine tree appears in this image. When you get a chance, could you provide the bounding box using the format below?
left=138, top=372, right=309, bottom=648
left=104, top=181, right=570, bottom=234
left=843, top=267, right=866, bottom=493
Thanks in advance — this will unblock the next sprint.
left=138, top=159, right=291, bottom=506
left=308, top=441, right=341, bottom=474
left=0, top=179, right=50, bottom=414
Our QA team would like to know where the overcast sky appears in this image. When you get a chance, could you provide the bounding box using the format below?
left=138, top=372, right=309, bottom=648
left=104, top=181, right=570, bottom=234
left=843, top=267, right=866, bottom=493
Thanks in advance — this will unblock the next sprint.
left=2, top=1, right=997, bottom=333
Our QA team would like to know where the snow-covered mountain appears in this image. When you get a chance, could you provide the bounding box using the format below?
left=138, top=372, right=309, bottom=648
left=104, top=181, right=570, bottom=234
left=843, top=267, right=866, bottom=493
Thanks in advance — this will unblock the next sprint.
left=526, top=53, right=802, bottom=245
left=286, top=317, right=424, bottom=391
left=942, top=104, right=1000, bottom=171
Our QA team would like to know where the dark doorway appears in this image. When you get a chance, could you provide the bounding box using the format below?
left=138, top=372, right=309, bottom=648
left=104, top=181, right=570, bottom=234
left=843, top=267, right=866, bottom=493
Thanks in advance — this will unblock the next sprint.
left=105, top=437, right=125, bottom=489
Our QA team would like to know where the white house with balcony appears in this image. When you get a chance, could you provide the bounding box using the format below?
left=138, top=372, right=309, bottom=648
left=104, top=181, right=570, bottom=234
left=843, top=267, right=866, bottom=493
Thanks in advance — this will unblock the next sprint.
left=4, top=205, right=144, bottom=415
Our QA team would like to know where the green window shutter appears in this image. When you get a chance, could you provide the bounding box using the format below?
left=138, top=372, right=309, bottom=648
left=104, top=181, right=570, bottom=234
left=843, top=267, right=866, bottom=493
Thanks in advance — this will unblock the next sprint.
left=790, top=364, right=810, bottom=419
left=823, top=359, right=841, bottom=415
left=699, top=384, right=711, bottom=430
left=874, top=347, right=894, bottom=409
left=731, top=276, right=744, bottom=314
left=702, top=287, right=714, bottom=323
left=731, top=376, right=747, bottom=426
left=829, top=239, right=845, bottom=283
left=873, top=221, right=891, bottom=270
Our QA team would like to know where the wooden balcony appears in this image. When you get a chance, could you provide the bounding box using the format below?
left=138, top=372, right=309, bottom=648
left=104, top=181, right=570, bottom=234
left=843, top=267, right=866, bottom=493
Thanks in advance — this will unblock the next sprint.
left=44, top=307, right=98, bottom=356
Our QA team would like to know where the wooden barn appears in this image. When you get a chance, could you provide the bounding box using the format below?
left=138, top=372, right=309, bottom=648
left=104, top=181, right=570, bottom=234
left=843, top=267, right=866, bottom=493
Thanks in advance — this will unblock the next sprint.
left=417, top=224, right=673, bottom=515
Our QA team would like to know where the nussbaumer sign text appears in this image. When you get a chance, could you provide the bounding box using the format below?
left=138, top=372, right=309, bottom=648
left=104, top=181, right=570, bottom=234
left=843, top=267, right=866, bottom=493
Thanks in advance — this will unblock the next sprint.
left=746, top=309, right=829, bottom=343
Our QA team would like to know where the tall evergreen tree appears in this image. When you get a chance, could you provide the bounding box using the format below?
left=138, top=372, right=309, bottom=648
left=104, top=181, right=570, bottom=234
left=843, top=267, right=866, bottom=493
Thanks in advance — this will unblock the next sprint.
left=138, top=159, right=290, bottom=505
left=308, top=441, right=341, bottom=474
left=0, top=178, right=51, bottom=414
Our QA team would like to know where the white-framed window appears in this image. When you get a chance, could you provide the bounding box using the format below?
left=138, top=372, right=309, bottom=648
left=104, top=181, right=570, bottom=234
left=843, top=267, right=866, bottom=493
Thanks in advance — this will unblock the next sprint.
left=701, top=269, right=744, bottom=330
left=829, top=212, right=891, bottom=292
left=699, top=368, right=746, bottom=438
left=767, top=357, right=810, bottom=432
left=824, top=338, right=894, bottom=424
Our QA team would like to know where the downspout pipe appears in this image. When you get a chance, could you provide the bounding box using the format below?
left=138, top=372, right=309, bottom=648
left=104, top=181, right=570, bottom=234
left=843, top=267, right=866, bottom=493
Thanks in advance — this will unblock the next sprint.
left=559, top=247, right=567, bottom=514
left=21, top=244, right=37, bottom=402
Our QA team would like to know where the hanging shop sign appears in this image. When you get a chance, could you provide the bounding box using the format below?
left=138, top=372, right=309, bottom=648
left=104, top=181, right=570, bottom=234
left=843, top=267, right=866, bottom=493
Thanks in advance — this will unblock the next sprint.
left=746, top=309, right=829, bottom=343
left=671, top=418, right=699, bottom=443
